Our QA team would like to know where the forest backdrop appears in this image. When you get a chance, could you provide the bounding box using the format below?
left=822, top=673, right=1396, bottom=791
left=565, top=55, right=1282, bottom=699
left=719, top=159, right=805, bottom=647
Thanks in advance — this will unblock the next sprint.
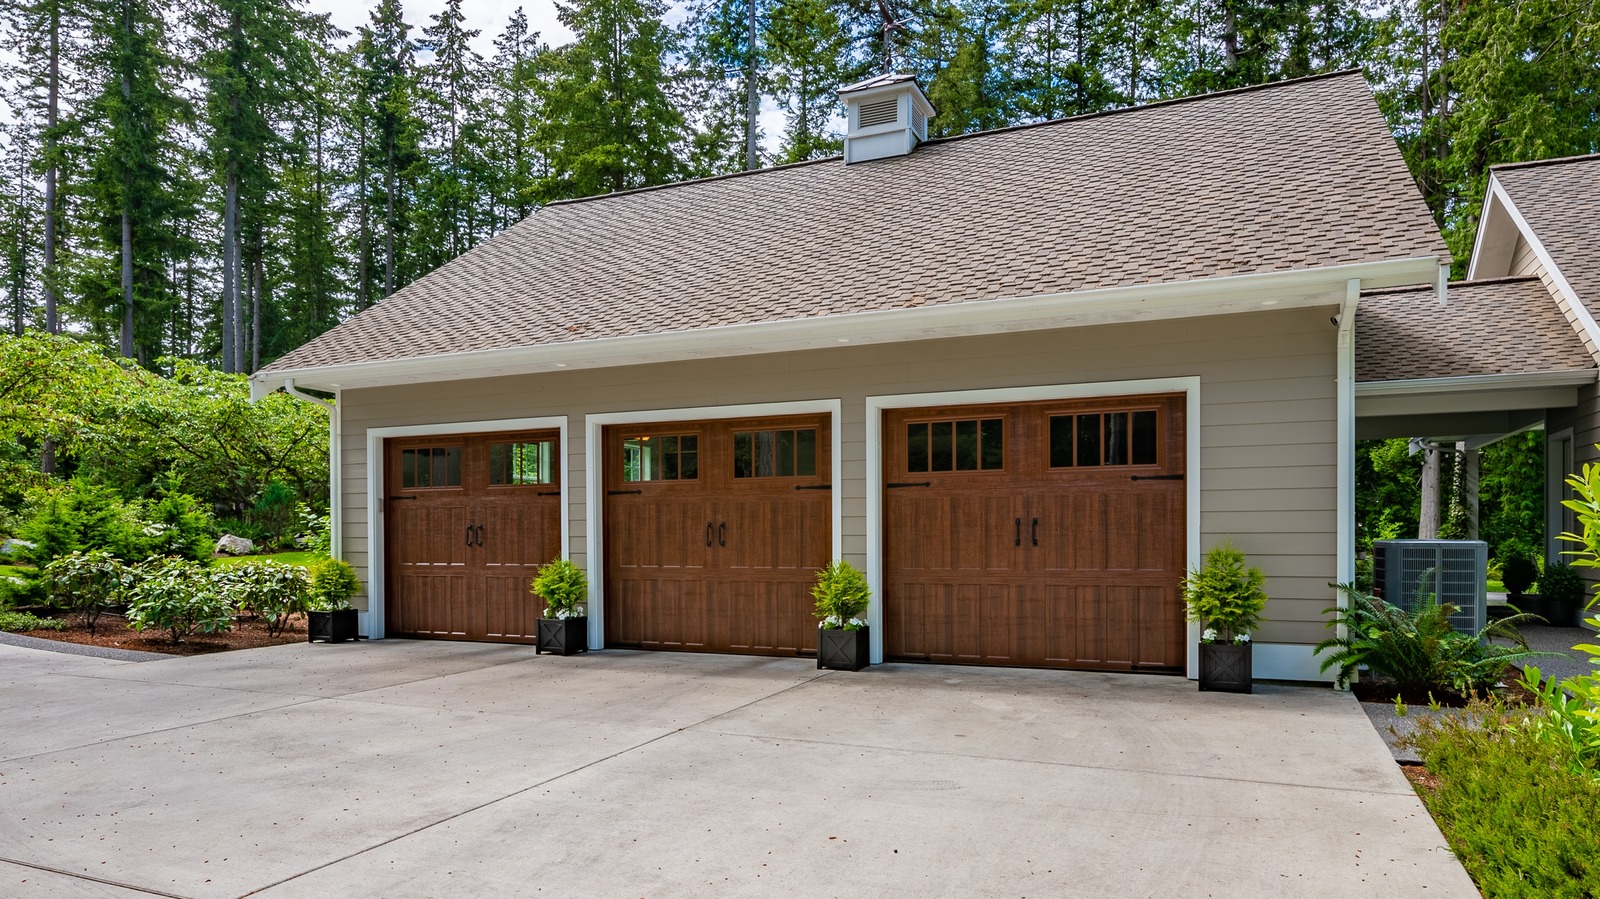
left=0, top=0, right=1597, bottom=556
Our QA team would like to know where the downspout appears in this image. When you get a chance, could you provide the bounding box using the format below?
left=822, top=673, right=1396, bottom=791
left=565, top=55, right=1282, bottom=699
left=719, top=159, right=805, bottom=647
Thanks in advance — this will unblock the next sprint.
left=1335, top=279, right=1359, bottom=686
left=283, top=378, right=342, bottom=565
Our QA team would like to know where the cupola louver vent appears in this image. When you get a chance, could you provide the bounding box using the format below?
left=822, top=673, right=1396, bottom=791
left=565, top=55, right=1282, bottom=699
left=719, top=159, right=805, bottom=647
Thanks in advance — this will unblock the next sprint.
left=858, top=98, right=898, bottom=128
left=837, top=74, right=936, bottom=165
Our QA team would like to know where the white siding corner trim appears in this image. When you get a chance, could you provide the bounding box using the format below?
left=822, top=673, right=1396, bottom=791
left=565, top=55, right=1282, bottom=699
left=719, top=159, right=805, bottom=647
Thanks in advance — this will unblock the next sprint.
left=864, top=377, right=1204, bottom=674
left=584, top=399, right=845, bottom=652
left=362, top=415, right=570, bottom=640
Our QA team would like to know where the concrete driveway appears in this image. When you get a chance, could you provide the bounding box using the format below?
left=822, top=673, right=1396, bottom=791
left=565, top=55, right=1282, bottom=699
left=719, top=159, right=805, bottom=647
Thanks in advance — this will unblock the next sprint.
left=1, top=640, right=1476, bottom=898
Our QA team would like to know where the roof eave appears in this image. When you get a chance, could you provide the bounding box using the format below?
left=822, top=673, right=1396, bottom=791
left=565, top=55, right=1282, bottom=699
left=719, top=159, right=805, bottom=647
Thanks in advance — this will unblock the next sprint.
left=251, top=256, right=1443, bottom=399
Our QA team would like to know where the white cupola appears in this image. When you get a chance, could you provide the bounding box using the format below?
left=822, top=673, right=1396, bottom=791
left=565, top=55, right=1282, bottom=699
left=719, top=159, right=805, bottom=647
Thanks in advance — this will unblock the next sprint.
left=839, top=74, right=935, bottom=164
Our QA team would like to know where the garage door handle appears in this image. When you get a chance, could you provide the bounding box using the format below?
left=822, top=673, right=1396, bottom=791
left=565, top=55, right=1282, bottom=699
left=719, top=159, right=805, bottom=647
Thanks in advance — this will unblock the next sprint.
left=465, top=526, right=473, bottom=547
left=475, top=524, right=484, bottom=547
left=718, top=522, right=726, bottom=547
left=706, top=522, right=713, bottom=547
left=1130, top=474, right=1184, bottom=481
left=1014, top=518, right=1021, bottom=547
left=1031, top=517, right=1039, bottom=546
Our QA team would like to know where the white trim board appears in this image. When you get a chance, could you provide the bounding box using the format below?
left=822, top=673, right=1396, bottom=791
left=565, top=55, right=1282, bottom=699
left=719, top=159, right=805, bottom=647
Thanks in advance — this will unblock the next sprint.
left=363, top=416, right=571, bottom=640
left=584, top=399, right=845, bottom=652
left=864, top=377, right=1205, bottom=675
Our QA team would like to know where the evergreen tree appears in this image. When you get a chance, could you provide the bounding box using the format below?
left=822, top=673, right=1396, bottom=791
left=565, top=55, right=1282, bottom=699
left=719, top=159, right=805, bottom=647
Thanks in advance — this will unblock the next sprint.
left=764, top=0, right=854, bottom=162
left=681, top=0, right=765, bottom=174
left=537, top=0, right=685, bottom=199
left=486, top=8, right=547, bottom=226
left=414, top=0, right=486, bottom=271
left=352, top=0, right=423, bottom=300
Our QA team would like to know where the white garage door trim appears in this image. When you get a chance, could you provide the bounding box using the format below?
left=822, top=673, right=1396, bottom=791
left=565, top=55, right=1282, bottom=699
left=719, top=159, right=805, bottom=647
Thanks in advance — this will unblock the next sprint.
left=866, top=378, right=1202, bottom=672
left=364, top=416, right=570, bottom=640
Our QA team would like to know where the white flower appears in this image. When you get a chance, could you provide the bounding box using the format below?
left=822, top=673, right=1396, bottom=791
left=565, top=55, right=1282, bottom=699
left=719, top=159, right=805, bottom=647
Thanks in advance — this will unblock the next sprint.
left=1202, top=628, right=1218, bottom=644
left=1236, top=633, right=1251, bottom=644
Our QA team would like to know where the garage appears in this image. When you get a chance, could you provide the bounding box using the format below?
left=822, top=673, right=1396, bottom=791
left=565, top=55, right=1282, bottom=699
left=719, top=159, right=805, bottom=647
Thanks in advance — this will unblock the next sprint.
left=603, top=413, right=832, bottom=656
left=882, top=394, right=1186, bottom=672
left=384, top=430, right=562, bottom=642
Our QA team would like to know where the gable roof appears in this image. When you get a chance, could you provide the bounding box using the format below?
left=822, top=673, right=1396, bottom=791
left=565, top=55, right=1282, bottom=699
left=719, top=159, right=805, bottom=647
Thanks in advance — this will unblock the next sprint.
left=1356, top=277, right=1595, bottom=382
left=1490, top=152, right=1600, bottom=313
left=258, top=70, right=1448, bottom=388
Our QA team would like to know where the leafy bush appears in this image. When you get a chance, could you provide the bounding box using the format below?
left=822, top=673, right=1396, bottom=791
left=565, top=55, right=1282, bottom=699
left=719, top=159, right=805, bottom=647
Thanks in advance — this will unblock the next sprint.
left=0, top=610, right=66, bottom=631
left=0, top=572, right=43, bottom=608
left=1182, top=541, right=1267, bottom=643
left=812, top=560, right=870, bottom=630
left=307, top=557, right=361, bottom=611
left=296, top=503, right=331, bottom=555
left=18, top=481, right=147, bottom=565
left=218, top=561, right=309, bottom=637
left=531, top=557, right=587, bottom=619
left=125, top=558, right=234, bottom=643
left=1499, top=551, right=1539, bottom=597
left=1541, top=561, right=1585, bottom=607
left=1405, top=701, right=1600, bottom=896
left=1317, top=582, right=1550, bottom=697
left=42, top=551, right=132, bottom=633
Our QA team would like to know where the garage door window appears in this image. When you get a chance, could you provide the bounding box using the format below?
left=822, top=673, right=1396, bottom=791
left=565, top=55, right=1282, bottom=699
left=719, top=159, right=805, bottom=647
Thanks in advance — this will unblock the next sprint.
left=733, top=428, right=817, bottom=478
left=489, top=440, right=555, bottom=486
left=624, top=434, right=698, bottom=482
left=905, top=419, right=1003, bottom=473
left=1049, top=410, right=1158, bottom=468
left=400, top=446, right=463, bottom=488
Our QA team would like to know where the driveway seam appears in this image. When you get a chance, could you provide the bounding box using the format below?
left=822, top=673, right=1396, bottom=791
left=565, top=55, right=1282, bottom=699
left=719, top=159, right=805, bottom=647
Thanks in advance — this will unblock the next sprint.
left=0, top=697, right=323, bottom=765
left=690, top=726, right=1416, bottom=797
left=238, top=669, right=834, bottom=898
left=0, top=854, right=191, bottom=898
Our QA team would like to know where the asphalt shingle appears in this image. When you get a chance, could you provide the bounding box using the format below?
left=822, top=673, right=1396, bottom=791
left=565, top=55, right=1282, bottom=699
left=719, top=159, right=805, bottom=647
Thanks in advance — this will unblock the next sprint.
left=1494, top=153, right=1600, bottom=313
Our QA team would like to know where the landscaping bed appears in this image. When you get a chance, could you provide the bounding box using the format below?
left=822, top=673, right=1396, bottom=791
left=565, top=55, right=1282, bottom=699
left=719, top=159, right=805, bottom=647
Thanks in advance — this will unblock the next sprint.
left=15, top=611, right=307, bottom=656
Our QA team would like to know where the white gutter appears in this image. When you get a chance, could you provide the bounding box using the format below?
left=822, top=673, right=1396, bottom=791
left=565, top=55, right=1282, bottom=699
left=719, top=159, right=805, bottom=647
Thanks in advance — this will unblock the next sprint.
left=1355, top=369, right=1597, bottom=398
left=281, top=379, right=342, bottom=563
left=250, top=256, right=1444, bottom=397
left=1335, top=280, right=1358, bottom=665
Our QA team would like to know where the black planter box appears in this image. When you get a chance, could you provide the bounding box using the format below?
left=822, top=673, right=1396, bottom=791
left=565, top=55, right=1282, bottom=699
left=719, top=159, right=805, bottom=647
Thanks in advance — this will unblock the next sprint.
left=537, top=617, right=588, bottom=655
left=1199, top=642, right=1252, bottom=693
left=1510, top=593, right=1548, bottom=621
left=818, top=626, right=869, bottom=671
left=308, top=609, right=359, bottom=644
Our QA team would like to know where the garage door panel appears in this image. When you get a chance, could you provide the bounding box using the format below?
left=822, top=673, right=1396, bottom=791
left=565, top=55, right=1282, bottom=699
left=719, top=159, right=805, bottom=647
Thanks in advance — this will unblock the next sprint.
left=483, top=574, right=537, bottom=641
left=884, top=394, right=1185, bottom=673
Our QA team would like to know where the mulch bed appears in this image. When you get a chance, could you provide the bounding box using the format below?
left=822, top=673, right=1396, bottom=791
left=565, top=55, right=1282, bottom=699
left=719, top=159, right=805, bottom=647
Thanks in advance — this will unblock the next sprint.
left=1350, top=674, right=1540, bottom=709
left=17, top=612, right=307, bottom=656
left=1400, top=763, right=1439, bottom=793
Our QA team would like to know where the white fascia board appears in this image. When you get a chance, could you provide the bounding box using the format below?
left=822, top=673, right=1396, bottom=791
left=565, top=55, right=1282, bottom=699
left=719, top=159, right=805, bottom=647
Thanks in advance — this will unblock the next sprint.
left=252, top=256, right=1442, bottom=397
left=1480, top=181, right=1600, bottom=367
left=1355, top=369, right=1598, bottom=399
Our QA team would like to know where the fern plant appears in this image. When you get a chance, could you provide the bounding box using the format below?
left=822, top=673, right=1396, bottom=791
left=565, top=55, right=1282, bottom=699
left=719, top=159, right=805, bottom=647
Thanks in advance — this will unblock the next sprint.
left=1317, top=581, right=1552, bottom=697
left=532, top=558, right=587, bottom=619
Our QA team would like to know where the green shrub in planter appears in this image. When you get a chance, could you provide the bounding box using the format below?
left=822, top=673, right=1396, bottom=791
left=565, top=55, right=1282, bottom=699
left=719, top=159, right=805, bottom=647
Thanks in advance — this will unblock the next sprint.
left=219, top=561, right=310, bottom=636
left=43, top=550, right=133, bottom=633
left=126, top=558, right=234, bottom=644
left=812, top=560, right=870, bottom=630
left=307, top=557, right=361, bottom=611
left=531, top=557, right=587, bottom=619
left=1181, top=542, right=1266, bottom=644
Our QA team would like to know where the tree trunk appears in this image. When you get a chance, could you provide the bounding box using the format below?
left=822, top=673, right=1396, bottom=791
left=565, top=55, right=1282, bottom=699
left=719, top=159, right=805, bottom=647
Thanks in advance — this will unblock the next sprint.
left=120, top=207, right=134, bottom=358
left=745, top=0, right=759, bottom=171
left=221, top=171, right=237, bottom=372
left=250, top=248, right=261, bottom=372
left=43, top=0, right=60, bottom=334
left=1459, top=442, right=1479, bottom=540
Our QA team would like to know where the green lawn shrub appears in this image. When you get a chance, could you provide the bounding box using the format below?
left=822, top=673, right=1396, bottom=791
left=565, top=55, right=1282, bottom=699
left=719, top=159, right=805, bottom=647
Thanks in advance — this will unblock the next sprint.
left=42, top=551, right=133, bottom=633
left=1407, top=703, right=1600, bottom=897
left=0, top=610, right=65, bottom=631
left=307, top=557, right=360, bottom=611
left=812, top=560, right=870, bottom=630
left=532, top=557, right=586, bottom=619
left=219, top=561, right=309, bottom=636
left=125, top=558, right=233, bottom=643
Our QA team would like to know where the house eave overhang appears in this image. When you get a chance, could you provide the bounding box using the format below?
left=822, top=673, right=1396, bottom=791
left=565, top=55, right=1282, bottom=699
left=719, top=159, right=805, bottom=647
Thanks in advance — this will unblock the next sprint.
left=251, top=256, right=1443, bottom=399
left=1356, top=369, right=1596, bottom=420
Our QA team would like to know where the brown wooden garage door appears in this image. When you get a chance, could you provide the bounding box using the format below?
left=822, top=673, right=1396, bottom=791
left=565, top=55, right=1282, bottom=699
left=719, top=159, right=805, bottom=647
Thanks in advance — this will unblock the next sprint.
left=883, top=394, right=1186, bottom=672
left=384, top=431, right=562, bottom=643
left=603, top=414, right=831, bottom=656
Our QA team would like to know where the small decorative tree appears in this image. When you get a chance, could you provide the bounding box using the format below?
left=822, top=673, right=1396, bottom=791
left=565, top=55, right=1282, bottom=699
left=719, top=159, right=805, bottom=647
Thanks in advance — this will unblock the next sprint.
left=43, top=550, right=132, bottom=634
left=307, top=558, right=360, bottom=611
left=1182, top=541, right=1267, bottom=645
left=532, top=558, right=587, bottom=619
left=812, top=560, right=870, bottom=630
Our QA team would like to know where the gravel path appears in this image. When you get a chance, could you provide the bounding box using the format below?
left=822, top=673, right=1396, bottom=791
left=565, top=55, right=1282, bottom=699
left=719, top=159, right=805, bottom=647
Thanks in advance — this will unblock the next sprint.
left=0, top=630, right=168, bottom=662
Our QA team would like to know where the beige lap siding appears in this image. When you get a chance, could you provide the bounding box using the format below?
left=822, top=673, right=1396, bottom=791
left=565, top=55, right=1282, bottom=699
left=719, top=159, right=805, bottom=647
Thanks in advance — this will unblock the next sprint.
left=337, top=306, right=1339, bottom=647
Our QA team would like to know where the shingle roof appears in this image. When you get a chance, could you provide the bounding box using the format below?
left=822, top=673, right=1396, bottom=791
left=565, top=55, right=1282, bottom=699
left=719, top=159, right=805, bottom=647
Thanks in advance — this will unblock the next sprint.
left=1356, top=277, right=1594, bottom=382
left=263, top=70, right=1448, bottom=375
left=1494, top=153, right=1600, bottom=314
